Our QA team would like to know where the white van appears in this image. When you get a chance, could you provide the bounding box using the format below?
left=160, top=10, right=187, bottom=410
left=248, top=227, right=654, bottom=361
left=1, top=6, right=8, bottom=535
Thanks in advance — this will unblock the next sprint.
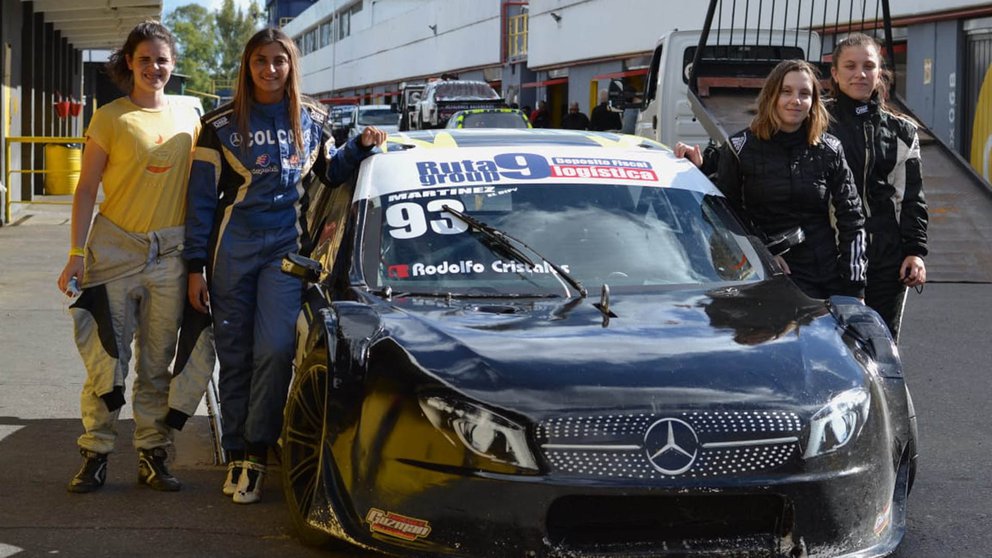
left=166, top=94, right=205, bottom=117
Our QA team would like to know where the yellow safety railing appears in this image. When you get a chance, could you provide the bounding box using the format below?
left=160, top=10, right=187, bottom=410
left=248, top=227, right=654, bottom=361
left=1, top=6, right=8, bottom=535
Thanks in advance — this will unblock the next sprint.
left=211, top=79, right=236, bottom=95
left=4, top=136, right=86, bottom=224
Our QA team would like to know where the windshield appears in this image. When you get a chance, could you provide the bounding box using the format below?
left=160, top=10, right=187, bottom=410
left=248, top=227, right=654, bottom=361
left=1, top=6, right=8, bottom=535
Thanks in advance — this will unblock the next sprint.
left=358, top=108, right=400, bottom=126
left=453, top=111, right=529, bottom=129
left=435, top=82, right=500, bottom=100
left=362, top=183, right=765, bottom=297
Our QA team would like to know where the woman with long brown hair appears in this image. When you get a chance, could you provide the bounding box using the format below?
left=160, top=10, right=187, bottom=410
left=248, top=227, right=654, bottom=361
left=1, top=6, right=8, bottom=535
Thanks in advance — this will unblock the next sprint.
left=184, top=27, right=386, bottom=504
left=715, top=59, right=867, bottom=299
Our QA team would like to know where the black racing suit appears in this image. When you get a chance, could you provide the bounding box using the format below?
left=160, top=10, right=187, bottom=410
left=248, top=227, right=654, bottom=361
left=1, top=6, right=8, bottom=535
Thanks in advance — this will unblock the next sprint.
left=827, top=92, right=928, bottom=341
left=717, top=126, right=867, bottom=299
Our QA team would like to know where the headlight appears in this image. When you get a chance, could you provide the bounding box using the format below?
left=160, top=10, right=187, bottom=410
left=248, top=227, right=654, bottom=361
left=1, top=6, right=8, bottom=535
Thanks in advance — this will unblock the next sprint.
left=419, top=395, right=538, bottom=471
left=803, top=388, right=870, bottom=459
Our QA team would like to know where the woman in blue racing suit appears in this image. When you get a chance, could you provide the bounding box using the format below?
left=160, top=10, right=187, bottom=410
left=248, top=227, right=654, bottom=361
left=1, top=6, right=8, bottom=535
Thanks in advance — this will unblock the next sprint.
left=183, top=27, right=386, bottom=504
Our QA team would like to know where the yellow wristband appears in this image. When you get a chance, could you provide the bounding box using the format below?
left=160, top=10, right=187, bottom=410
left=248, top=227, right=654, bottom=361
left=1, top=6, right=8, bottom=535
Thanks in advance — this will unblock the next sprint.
left=69, top=247, right=85, bottom=258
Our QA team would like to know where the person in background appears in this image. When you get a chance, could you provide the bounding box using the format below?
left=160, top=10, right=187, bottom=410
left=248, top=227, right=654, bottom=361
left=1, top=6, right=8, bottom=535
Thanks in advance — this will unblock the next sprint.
left=56, top=20, right=200, bottom=494
left=681, top=59, right=867, bottom=300
left=530, top=100, right=550, bottom=128
left=827, top=33, right=928, bottom=342
left=184, top=27, right=386, bottom=505
left=590, top=89, right=622, bottom=131
left=561, top=101, right=590, bottom=130
left=621, top=95, right=642, bottom=134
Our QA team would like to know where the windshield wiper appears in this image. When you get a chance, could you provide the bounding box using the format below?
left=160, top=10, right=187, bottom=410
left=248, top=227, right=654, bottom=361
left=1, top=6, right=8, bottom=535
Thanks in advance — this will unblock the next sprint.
left=441, top=204, right=587, bottom=299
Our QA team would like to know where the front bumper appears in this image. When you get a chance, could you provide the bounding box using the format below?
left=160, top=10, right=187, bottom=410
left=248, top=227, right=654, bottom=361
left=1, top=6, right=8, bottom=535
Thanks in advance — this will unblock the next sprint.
left=319, top=399, right=906, bottom=558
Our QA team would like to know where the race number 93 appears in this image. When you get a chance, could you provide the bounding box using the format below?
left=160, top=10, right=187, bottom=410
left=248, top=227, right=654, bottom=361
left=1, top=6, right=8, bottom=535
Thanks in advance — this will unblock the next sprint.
left=386, top=199, right=469, bottom=239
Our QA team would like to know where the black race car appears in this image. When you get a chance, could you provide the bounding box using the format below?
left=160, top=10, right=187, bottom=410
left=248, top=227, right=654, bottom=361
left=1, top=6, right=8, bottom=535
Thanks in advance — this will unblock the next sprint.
left=281, top=129, right=917, bottom=558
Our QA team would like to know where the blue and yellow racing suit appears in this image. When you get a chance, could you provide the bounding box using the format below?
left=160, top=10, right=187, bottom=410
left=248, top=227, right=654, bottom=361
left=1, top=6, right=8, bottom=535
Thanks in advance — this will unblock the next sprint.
left=184, top=97, right=373, bottom=454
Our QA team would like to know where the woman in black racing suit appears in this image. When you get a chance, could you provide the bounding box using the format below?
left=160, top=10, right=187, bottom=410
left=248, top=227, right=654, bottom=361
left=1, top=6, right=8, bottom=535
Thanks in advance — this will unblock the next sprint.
left=826, top=33, right=928, bottom=342
left=714, top=59, right=868, bottom=300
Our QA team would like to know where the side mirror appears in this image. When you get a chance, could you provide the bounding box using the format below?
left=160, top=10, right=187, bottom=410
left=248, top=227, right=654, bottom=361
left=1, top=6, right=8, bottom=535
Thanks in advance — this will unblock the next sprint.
left=281, top=253, right=322, bottom=283
left=607, top=79, right=626, bottom=111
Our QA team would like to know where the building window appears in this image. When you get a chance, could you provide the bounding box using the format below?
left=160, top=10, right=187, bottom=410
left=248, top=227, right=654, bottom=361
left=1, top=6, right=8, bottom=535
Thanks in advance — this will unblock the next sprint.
left=507, top=13, right=528, bottom=60
left=337, top=1, right=362, bottom=41
left=303, top=27, right=318, bottom=54
left=320, top=20, right=333, bottom=47
left=338, top=11, right=350, bottom=41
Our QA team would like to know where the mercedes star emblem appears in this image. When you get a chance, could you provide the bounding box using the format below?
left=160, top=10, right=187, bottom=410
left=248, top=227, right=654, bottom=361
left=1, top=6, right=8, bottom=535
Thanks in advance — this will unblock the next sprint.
left=643, top=418, right=699, bottom=475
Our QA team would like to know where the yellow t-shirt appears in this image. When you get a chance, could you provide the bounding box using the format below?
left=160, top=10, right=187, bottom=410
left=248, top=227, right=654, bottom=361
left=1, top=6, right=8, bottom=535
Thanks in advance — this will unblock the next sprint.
left=86, top=97, right=201, bottom=233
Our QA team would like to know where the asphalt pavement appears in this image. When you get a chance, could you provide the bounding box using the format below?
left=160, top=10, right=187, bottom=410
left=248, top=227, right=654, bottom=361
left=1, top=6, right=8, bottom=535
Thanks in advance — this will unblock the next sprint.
left=1, top=201, right=990, bottom=557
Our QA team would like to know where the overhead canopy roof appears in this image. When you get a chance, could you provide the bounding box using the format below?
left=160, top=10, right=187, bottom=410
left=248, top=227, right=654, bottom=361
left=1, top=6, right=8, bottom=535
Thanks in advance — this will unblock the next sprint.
left=26, top=0, right=163, bottom=51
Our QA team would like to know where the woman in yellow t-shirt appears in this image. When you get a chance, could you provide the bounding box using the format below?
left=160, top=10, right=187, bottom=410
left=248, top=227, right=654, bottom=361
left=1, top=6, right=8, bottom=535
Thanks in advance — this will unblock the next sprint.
left=56, top=20, right=201, bottom=494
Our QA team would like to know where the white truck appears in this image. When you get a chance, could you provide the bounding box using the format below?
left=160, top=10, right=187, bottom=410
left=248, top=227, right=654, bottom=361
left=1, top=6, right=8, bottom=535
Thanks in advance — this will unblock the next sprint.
left=620, top=28, right=820, bottom=150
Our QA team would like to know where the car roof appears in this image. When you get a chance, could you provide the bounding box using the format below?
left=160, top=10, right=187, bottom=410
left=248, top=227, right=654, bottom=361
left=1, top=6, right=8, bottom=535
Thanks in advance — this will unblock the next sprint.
left=356, top=129, right=719, bottom=201
left=446, top=108, right=530, bottom=129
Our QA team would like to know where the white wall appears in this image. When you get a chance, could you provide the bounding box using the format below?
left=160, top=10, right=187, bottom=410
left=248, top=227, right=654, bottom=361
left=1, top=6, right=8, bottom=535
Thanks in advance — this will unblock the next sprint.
left=287, top=0, right=992, bottom=94
left=527, top=0, right=708, bottom=69
left=285, top=0, right=502, bottom=94
left=527, top=0, right=990, bottom=69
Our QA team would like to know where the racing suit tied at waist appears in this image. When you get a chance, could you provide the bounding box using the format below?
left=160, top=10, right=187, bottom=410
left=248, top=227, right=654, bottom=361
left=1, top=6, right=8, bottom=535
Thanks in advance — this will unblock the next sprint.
left=81, top=214, right=185, bottom=288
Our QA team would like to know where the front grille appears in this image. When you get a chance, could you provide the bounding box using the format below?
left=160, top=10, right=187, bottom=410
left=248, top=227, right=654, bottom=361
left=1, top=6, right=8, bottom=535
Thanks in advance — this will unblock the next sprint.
left=537, top=411, right=803, bottom=480
left=546, top=494, right=789, bottom=556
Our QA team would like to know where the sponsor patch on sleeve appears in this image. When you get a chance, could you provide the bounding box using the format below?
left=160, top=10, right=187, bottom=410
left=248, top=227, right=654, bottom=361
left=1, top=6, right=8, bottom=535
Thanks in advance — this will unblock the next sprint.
left=211, top=115, right=229, bottom=129
left=309, top=107, right=327, bottom=124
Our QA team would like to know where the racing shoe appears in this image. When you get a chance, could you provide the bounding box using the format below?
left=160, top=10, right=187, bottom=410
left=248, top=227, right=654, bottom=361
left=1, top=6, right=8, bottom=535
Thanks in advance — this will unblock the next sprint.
left=137, top=447, right=181, bottom=492
left=222, top=456, right=245, bottom=496
left=67, top=449, right=108, bottom=493
left=232, top=460, right=266, bottom=504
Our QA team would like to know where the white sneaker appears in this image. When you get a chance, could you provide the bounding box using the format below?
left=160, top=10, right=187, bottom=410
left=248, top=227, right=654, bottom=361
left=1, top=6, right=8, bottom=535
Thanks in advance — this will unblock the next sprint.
left=222, top=460, right=244, bottom=496
left=232, top=461, right=266, bottom=504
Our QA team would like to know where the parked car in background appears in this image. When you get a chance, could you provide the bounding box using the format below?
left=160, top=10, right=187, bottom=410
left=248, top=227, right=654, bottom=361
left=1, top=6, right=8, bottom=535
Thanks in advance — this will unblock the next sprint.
left=411, top=79, right=504, bottom=129
left=280, top=128, right=917, bottom=558
left=397, top=83, right=425, bottom=131
left=444, top=108, right=531, bottom=129
left=328, top=104, right=358, bottom=147
left=351, top=104, right=400, bottom=137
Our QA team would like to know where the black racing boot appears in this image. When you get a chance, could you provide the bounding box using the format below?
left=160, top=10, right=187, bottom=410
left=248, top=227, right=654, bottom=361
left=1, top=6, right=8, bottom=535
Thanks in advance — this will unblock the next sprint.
left=137, top=447, right=181, bottom=492
left=67, top=449, right=108, bottom=493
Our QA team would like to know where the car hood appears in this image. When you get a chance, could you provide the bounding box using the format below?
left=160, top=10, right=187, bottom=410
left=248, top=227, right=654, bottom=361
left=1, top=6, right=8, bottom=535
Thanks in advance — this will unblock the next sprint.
left=370, top=278, right=864, bottom=415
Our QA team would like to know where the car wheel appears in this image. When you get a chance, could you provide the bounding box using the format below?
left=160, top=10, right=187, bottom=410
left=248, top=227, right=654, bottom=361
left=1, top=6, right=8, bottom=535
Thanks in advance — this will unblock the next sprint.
left=281, top=350, right=345, bottom=548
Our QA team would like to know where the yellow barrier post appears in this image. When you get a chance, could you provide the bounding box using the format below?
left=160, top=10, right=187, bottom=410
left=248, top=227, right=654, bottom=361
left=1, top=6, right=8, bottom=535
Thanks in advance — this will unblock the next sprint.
left=3, top=135, right=86, bottom=224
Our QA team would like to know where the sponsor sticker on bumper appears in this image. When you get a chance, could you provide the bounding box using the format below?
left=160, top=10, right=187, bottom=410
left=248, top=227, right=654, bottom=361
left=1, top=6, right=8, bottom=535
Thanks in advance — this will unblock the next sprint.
left=366, top=508, right=432, bottom=541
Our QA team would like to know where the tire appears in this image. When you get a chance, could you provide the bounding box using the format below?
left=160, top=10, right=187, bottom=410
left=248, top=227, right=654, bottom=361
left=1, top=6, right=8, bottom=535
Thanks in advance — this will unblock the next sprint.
left=281, top=349, right=346, bottom=549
